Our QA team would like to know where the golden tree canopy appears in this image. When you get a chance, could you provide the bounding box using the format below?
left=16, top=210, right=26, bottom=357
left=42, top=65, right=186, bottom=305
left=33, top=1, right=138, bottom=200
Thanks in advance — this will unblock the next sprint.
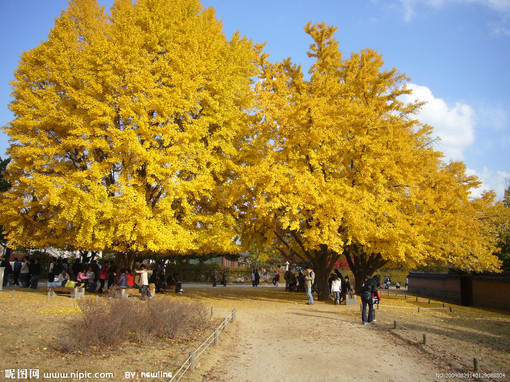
left=235, top=22, right=501, bottom=275
left=1, top=0, right=261, bottom=254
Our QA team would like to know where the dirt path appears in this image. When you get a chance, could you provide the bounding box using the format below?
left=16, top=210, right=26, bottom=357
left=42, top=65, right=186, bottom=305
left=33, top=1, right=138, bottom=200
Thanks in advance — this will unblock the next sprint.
left=200, top=288, right=445, bottom=382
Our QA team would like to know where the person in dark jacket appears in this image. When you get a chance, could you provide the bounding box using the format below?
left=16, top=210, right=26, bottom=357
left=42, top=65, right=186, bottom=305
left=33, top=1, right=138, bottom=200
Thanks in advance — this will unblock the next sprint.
left=252, top=269, right=260, bottom=287
left=168, top=273, right=183, bottom=294
left=29, top=258, right=41, bottom=289
left=212, top=269, right=218, bottom=287
left=13, top=258, right=21, bottom=286
left=71, top=260, right=81, bottom=281
left=360, top=275, right=379, bottom=324
left=221, top=269, right=227, bottom=287
left=1, top=256, right=13, bottom=287
left=341, top=276, right=352, bottom=303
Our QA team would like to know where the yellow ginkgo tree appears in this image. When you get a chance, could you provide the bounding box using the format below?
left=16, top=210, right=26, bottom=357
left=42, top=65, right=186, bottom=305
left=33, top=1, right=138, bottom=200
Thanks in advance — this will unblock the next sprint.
left=234, top=23, right=502, bottom=298
left=1, top=0, right=261, bottom=268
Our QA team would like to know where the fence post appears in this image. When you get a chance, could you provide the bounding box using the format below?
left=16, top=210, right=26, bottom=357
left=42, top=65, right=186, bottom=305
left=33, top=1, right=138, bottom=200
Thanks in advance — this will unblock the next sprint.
left=47, top=290, right=51, bottom=303
left=214, top=328, right=218, bottom=345
left=416, top=297, right=418, bottom=302
left=404, top=295, right=407, bottom=300
left=211, top=307, right=214, bottom=317
left=394, top=320, right=397, bottom=329
left=11, top=290, right=15, bottom=298
left=473, top=357, right=479, bottom=372
left=231, top=309, right=236, bottom=322
left=428, top=299, right=431, bottom=304
left=449, top=306, right=453, bottom=313
left=423, top=334, right=427, bottom=345
left=443, top=303, right=445, bottom=308
left=189, top=351, right=195, bottom=371
left=95, top=295, right=99, bottom=303
left=418, top=307, right=421, bottom=313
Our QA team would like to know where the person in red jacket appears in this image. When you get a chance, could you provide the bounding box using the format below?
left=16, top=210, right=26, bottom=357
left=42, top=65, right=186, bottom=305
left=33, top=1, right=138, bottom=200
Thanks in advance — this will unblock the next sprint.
left=126, top=269, right=135, bottom=287
left=98, top=261, right=109, bottom=293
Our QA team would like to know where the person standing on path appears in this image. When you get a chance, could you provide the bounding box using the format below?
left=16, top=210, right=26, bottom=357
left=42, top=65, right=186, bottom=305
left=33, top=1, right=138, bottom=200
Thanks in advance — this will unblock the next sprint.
left=98, top=261, right=109, bottom=294
left=29, top=257, right=40, bottom=289
left=0, top=255, right=13, bottom=287
left=13, top=258, right=21, bottom=286
left=272, top=270, right=280, bottom=286
left=19, top=257, right=30, bottom=287
left=252, top=269, right=260, bottom=287
left=221, top=269, right=227, bottom=287
left=331, top=274, right=342, bottom=305
left=360, top=275, right=378, bottom=324
left=304, top=266, right=315, bottom=305
left=135, top=264, right=152, bottom=300
left=212, top=269, right=218, bottom=287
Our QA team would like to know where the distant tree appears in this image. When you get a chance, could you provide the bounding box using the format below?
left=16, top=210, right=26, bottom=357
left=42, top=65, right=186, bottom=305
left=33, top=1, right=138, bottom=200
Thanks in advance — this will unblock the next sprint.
left=0, top=157, right=11, bottom=252
left=235, top=23, right=502, bottom=298
left=247, top=246, right=282, bottom=267
left=496, top=185, right=510, bottom=271
left=0, top=0, right=261, bottom=269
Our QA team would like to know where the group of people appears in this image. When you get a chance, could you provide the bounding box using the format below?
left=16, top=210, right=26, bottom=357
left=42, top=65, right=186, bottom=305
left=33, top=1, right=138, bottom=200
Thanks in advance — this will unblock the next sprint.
left=283, top=269, right=307, bottom=292
left=1, top=255, right=41, bottom=289
left=211, top=269, right=228, bottom=287
left=3, top=255, right=385, bottom=323
left=65, top=260, right=183, bottom=298
left=0, top=256, right=185, bottom=299
left=301, top=266, right=380, bottom=326
left=281, top=267, right=353, bottom=306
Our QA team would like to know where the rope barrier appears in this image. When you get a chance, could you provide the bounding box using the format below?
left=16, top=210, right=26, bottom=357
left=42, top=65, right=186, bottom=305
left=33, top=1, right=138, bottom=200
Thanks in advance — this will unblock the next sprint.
left=377, top=304, right=451, bottom=311
left=170, top=309, right=236, bottom=382
left=386, top=314, right=504, bottom=377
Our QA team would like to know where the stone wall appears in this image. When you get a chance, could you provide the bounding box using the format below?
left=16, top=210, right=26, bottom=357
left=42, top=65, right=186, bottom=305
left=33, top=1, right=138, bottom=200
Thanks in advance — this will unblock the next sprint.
left=471, top=274, right=510, bottom=310
left=408, top=272, right=510, bottom=310
left=408, top=272, right=462, bottom=304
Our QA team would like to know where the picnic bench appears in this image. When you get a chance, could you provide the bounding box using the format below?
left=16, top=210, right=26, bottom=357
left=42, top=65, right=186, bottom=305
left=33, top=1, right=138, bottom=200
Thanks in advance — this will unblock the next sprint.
left=115, top=287, right=141, bottom=299
left=113, top=285, right=156, bottom=298
left=50, top=286, right=85, bottom=299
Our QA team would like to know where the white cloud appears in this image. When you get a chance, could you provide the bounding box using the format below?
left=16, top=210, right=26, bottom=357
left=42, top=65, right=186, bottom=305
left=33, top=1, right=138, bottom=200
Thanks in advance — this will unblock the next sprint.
left=401, top=83, right=476, bottom=161
left=401, top=84, right=509, bottom=199
left=398, top=0, right=510, bottom=23
left=467, top=167, right=510, bottom=199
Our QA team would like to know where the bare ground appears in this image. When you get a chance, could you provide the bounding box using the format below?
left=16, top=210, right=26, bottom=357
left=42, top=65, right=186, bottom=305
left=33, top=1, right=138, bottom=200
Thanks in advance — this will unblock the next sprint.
left=0, top=285, right=508, bottom=382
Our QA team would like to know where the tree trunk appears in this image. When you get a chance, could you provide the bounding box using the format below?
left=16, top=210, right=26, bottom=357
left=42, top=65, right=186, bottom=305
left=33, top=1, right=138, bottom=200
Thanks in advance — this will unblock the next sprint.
left=345, top=246, right=388, bottom=293
left=5, top=247, right=12, bottom=260
left=89, top=251, right=98, bottom=263
left=79, top=250, right=89, bottom=264
left=115, top=252, right=136, bottom=271
left=311, top=245, right=339, bottom=301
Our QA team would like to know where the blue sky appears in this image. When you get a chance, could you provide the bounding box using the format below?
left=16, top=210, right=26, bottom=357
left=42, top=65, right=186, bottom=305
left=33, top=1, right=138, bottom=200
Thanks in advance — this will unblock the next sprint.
left=1, top=0, right=509, bottom=198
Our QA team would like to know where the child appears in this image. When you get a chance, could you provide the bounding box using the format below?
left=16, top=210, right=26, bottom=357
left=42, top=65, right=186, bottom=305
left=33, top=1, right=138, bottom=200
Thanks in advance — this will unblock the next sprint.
left=331, top=274, right=342, bottom=305
left=76, top=269, right=89, bottom=288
